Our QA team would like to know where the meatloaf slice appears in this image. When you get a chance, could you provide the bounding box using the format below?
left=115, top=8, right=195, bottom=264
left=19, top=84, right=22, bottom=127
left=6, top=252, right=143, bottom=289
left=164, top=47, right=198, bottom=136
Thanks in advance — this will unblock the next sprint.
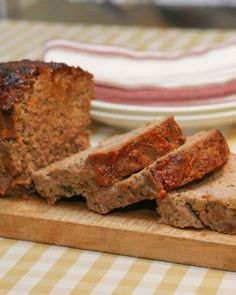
left=86, top=129, right=229, bottom=214
left=157, top=153, right=236, bottom=234
left=0, top=60, right=93, bottom=195
left=33, top=116, right=185, bottom=204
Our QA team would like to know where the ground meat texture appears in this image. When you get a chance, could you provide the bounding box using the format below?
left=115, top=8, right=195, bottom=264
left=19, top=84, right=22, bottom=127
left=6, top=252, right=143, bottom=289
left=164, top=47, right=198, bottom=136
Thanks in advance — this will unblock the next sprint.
left=33, top=128, right=229, bottom=214
left=85, top=129, right=229, bottom=214
left=157, top=153, right=236, bottom=234
left=0, top=60, right=93, bottom=195
left=86, top=166, right=163, bottom=214
left=86, top=116, right=185, bottom=187
left=32, top=116, right=185, bottom=204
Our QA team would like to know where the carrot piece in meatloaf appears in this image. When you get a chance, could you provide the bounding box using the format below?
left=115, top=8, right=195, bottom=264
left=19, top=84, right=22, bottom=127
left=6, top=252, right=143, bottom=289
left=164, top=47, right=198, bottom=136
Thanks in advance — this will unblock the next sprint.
left=33, top=116, right=185, bottom=204
left=0, top=60, right=93, bottom=195
left=85, top=129, right=229, bottom=214
left=157, top=153, right=236, bottom=234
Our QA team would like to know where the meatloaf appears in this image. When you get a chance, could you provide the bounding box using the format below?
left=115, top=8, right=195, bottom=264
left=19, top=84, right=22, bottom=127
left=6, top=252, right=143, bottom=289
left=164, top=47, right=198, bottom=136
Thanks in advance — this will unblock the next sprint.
left=157, top=153, right=236, bottom=234
left=33, top=116, right=185, bottom=204
left=0, top=60, right=93, bottom=195
left=86, top=129, right=229, bottom=214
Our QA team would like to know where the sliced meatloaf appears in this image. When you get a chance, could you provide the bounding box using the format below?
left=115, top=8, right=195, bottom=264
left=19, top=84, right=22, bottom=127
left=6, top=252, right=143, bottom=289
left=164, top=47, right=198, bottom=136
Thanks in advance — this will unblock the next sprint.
left=0, top=60, right=93, bottom=195
left=86, top=129, right=229, bottom=214
left=157, top=153, right=236, bottom=234
left=33, top=116, right=185, bottom=203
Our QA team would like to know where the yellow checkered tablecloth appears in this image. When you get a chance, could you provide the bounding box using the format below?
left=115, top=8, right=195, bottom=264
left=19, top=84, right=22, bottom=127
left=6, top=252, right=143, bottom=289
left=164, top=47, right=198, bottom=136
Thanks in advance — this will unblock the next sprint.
left=1, top=20, right=236, bottom=295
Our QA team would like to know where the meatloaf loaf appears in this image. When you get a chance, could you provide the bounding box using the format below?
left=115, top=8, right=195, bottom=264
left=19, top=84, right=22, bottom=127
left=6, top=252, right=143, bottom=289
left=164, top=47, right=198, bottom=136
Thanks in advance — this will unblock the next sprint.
left=157, top=153, right=236, bottom=234
left=33, top=116, right=185, bottom=204
left=85, top=129, right=229, bottom=214
left=0, top=60, right=93, bottom=195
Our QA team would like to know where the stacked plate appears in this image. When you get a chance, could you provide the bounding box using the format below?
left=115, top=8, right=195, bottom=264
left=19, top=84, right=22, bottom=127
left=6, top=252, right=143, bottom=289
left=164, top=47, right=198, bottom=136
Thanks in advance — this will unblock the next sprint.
left=91, top=99, right=236, bottom=130
left=44, top=39, right=236, bottom=130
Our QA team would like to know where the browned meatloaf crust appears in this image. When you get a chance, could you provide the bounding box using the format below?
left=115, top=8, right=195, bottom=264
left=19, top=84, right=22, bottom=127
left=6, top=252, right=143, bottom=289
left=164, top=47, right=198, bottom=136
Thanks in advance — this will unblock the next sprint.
left=33, top=116, right=185, bottom=204
left=0, top=60, right=93, bottom=195
left=86, top=129, right=229, bottom=214
left=157, top=153, right=236, bottom=234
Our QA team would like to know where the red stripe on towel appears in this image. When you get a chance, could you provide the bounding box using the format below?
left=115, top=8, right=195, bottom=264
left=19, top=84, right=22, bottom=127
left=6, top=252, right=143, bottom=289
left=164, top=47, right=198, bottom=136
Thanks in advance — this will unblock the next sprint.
left=95, top=78, right=236, bottom=106
left=44, top=38, right=236, bottom=61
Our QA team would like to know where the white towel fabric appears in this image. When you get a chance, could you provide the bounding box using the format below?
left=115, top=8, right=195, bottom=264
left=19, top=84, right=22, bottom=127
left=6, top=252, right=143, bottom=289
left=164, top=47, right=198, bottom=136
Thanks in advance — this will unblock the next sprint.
left=43, top=38, right=236, bottom=106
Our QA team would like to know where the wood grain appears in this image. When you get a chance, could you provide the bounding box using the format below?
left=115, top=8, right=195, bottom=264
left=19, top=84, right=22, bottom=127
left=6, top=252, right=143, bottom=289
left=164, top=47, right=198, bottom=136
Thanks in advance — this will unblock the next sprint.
left=0, top=194, right=236, bottom=271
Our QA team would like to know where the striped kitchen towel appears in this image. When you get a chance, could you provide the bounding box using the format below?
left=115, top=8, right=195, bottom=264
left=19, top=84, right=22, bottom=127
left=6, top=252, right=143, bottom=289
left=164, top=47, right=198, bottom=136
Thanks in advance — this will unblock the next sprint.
left=44, top=38, right=236, bottom=106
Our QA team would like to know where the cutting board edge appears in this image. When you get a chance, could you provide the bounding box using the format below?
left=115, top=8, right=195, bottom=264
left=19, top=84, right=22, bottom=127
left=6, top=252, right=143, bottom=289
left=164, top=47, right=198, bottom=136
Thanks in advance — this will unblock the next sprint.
left=1, top=212, right=236, bottom=272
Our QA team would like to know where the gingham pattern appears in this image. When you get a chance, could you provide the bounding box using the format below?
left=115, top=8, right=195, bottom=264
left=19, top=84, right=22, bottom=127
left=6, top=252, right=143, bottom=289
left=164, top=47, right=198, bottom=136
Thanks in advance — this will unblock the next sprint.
left=0, top=20, right=236, bottom=295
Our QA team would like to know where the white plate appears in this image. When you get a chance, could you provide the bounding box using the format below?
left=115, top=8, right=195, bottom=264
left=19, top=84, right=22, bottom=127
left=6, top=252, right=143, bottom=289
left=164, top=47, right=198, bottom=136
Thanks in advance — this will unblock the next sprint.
left=91, top=108, right=236, bottom=130
left=92, top=99, right=236, bottom=115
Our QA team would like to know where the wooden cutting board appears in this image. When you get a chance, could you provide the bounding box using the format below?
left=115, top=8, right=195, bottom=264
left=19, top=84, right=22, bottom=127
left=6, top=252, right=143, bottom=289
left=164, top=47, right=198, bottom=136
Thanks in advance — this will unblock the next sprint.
left=0, top=194, right=236, bottom=272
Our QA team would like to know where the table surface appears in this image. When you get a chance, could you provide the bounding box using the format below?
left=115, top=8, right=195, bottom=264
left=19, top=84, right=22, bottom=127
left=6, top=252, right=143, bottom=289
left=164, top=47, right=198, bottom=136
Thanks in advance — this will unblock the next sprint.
left=1, top=19, right=236, bottom=295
